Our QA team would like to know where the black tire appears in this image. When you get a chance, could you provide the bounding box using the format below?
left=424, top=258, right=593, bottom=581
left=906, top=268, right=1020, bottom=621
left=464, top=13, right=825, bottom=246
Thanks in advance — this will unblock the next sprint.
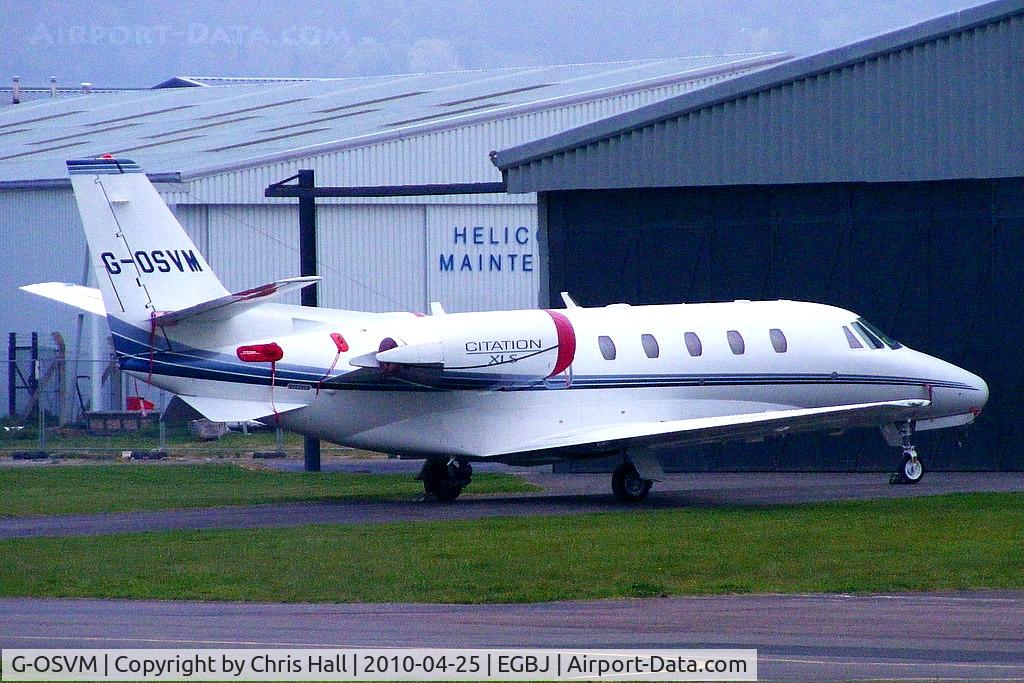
left=611, top=462, right=652, bottom=502
left=898, top=451, right=925, bottom=484
left=424, top=478, right=464, bottom=502
left=421, top=458, right=471, bottom=502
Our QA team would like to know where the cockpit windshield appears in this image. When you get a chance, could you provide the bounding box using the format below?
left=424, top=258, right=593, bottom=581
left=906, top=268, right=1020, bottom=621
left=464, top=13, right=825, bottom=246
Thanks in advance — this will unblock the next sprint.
left=854, top=317, right=903, bottom=350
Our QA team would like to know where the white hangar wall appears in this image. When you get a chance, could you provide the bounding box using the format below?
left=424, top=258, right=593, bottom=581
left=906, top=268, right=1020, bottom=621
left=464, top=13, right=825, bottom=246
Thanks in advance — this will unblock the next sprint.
left=172, top=200, right=539, bottom=314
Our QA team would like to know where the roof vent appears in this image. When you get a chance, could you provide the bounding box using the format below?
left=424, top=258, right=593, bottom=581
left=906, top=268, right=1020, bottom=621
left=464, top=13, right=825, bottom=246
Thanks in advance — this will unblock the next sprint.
left=49, top=76, right=56, bottom=98
left=11, top=76, right=20, bottom=105
left=81, top=82, right=92, bottom=94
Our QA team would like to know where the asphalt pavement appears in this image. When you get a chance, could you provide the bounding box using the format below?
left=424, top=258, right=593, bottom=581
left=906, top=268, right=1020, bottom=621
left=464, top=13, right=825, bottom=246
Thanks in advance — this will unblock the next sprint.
left=2, top=592, right=1023, bottom=680
left=1, top=471, right=1022, bottom=539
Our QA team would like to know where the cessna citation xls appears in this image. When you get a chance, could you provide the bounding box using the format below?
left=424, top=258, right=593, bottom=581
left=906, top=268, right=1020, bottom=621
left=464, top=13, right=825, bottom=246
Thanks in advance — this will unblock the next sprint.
left=23, top=158, right=989, bottom=502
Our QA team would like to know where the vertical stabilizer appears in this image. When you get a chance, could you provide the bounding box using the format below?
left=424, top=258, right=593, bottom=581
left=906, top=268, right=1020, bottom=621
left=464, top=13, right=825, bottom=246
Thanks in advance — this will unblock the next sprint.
left=67, top=158, right=228, bottom=329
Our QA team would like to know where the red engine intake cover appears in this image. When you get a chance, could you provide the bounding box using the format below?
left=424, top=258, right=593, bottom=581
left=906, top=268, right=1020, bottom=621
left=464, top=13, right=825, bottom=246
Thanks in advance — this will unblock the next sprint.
left=236, top=342, right=284, bottom=363
left=330, top=332, right=349, bottom=353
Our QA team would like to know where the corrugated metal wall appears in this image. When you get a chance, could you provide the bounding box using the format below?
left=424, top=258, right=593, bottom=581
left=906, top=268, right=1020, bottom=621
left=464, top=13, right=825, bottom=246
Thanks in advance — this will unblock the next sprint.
left=501, top=10, right=1024, bottom=191
left=163, top=65, right=766, bottom=206
left=0, top=188, right=94, bottom=417
left=318, top=205, right=426, bottom=312
left=543, top=179, right=1024, bottom=472
left=181, top=202, right=540, bottom=314
left=426, top=204, right=539, bottom=312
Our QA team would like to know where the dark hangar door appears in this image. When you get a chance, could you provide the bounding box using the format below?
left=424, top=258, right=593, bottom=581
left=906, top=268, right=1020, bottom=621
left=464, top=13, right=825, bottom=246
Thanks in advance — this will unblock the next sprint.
left=543, top=179, right=1024, bottom=471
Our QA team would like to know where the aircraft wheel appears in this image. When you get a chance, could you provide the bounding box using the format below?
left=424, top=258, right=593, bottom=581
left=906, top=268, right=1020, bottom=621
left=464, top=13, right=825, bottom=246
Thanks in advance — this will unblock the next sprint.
left=421, top=458, right=471, bottom=502
left=897, top=449, right=924, bottom=484
left=425, top=477, right=464, bottom=502
left=612, top=462, right=652, bottom=502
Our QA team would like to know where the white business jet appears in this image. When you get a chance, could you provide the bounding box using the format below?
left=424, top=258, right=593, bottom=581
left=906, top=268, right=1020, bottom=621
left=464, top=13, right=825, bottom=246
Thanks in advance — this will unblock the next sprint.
left=22, top=158, right=988, bottom=501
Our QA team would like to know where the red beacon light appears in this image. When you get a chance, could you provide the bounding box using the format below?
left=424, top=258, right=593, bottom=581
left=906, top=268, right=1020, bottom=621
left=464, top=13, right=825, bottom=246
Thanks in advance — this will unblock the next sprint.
left=236, top=343, right=284, bottom=363
left=100, top=153, right=114, bottom=159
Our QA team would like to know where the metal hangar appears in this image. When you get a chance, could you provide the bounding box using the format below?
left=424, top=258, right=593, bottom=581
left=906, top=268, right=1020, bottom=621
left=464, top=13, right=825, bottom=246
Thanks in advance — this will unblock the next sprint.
left=492, top=0, right=1024, bottom=471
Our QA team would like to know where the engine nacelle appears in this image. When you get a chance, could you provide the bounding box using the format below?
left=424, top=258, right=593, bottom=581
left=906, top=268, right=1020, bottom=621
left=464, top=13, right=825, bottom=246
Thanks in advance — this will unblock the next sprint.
left=374, top=309, right=576, bottom=389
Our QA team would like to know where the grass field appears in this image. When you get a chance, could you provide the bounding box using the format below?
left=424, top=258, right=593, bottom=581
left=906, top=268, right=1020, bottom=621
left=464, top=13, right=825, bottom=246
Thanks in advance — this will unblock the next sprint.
left=0, top=464, right=539, bottom=517
left=0, top=493, right=1021, bottom=603
left=0, top=423, right=345, bottom=457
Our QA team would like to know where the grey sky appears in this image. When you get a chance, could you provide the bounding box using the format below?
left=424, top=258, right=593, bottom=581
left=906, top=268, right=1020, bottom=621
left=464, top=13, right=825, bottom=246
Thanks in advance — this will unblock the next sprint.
left=3, top=0, right=987, bottom=87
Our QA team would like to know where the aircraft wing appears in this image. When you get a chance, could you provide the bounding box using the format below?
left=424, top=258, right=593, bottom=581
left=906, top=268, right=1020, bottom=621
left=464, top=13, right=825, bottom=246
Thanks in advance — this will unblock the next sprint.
left=176, top=395, right=309, bottom=422
left=20, top=277, right=320, bottom=326
left=20, top=282, right=106, bottom=316
left=498, top=399, right=929, bottom=459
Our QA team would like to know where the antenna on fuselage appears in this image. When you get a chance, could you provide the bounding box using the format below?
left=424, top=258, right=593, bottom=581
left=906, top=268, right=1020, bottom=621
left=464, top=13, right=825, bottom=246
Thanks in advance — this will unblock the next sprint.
left=560, top=292, right=579, bottom=309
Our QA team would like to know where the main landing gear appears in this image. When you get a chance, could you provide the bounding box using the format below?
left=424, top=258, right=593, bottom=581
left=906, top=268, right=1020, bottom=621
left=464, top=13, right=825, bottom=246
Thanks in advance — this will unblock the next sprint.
left=419, top=457, right=473, bottom=502
left=893, top=421, right=925, bottom=485
left=612, top=461, right=653, bottom=502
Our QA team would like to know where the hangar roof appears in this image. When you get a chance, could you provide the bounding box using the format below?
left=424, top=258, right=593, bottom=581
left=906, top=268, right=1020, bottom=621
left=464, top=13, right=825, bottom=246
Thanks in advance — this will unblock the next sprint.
left=492, top=0, right=1024, bottom=191
left=1, top=84, right=144, bottom=106
left=0, top=54, right=785, bottom=185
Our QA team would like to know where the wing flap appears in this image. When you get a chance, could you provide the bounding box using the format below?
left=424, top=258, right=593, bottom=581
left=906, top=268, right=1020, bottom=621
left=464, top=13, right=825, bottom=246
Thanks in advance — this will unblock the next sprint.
left=500, top=399, right=929, bottom=458
left=152, top=276, right=321, bottom=326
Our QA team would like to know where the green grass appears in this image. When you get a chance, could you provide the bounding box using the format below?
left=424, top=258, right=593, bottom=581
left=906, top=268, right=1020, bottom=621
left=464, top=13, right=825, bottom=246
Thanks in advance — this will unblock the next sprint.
left=0, top=423, right=345, bottom=456
left=0, top=464, right=539, bottom=517
left=0, top=493, right=1021, bottom=603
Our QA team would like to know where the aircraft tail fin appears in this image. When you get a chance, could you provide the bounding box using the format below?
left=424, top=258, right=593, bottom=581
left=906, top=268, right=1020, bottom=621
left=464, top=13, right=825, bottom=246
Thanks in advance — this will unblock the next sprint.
left=67, top=158, right=229, bottom=332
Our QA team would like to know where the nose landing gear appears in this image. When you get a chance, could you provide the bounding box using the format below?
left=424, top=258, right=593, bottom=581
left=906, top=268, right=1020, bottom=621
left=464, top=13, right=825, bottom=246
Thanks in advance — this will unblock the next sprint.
left=894, top=421, right=925, bottom=484
left=418, top=457, right=473, bottom=502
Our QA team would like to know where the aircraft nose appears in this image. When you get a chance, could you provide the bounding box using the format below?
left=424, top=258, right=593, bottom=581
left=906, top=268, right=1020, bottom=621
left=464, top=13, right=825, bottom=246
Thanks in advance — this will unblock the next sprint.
left=946, top=365, right=989, bottom=417
left=965, top=370, right=989, bottom=413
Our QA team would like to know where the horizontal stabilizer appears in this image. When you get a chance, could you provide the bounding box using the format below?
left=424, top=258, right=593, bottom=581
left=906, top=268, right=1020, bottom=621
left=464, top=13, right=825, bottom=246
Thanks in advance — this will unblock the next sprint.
left=152, top=276, right=321, bottom=326
left=177, top=395, right=308, bottom=422
left=500, top=399, right=929, bottom=459
left=20, top=282, right=106, bottom=316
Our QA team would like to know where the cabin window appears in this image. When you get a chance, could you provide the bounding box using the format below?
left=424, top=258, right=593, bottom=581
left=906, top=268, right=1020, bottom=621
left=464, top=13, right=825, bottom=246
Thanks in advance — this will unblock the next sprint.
left=857, top=317, right=903, bottom=349
left=598, top=335, right=617, bottom=360
left=852, top=321, right=884, bottom=349
left=727, top=330, right=745, bottom=355
left=769, top=328, right=788, bottom=353
left=684, top=331, right=702, bottom=357
left=641, top=334, right=660, bottom=358
left=843, top=325, right=863, bottom=349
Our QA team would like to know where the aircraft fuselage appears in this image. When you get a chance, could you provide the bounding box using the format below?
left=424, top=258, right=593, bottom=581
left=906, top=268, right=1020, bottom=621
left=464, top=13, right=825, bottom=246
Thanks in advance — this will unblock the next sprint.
left=126, top=299, right=987, bottom=464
